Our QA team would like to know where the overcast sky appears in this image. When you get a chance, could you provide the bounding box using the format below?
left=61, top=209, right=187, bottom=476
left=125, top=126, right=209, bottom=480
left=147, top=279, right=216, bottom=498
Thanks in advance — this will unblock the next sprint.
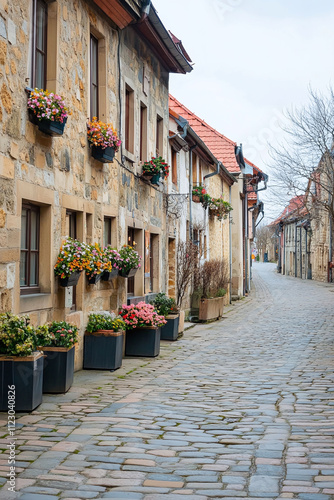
left=153, top=0, right=334, bottom=219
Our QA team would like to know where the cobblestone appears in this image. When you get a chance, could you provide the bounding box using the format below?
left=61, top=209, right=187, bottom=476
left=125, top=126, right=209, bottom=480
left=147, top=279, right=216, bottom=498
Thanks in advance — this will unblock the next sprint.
left=1, top=263, right=334, bottom=498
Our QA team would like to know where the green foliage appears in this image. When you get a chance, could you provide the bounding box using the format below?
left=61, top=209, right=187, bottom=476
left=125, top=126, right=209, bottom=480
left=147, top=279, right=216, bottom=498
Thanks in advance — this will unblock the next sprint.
left=151, top=293, right=178, bottom=317
left=36, top=321, right=79, bottom=348
left=0, top=313, right=36, bottom=357
left=86, top=313, right=125, bottom=333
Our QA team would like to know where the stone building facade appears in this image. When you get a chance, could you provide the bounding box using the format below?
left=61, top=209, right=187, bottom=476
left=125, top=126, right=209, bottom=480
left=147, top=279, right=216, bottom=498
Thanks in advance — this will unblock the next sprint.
left=0, top=0, right=192, bottom=368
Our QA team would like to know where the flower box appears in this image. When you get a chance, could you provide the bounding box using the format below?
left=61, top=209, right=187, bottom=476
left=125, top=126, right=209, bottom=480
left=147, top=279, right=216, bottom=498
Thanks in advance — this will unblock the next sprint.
left=160, top=314, right=179, bottom=341
left=87, top=273, right=103, bottom=285
left=0, top=352, right=44, bottom=412
left=39, top=346, right=75, bottom=393
left=119, top=268, right=138, bottom=278
left=198, top=297, right=224, bottom=321
left=91, top=145, right=116, bottom=163
left=102, top=269, right=119, bottom=281
left=141, top=173, right=153, bottom=181
left=59, top=271, right=81, bottom=287
left=29, top=109, right=67, bottom=136
left=84, top=330, right=124, bottom=370
left=125, top=327, right=161, bottom=357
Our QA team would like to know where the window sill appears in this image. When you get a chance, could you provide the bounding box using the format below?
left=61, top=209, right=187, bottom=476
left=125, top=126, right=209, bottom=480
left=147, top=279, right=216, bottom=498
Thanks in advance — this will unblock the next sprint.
left=20, top=293, right=53, bottom=313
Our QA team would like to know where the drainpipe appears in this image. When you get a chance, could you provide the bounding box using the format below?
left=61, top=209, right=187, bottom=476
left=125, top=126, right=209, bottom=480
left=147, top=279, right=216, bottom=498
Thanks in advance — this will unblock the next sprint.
left=294, top=223, right=297, bottom=278
left=203, top=161, right=221, bottom=181
left=244, top=191, right=248, bottom=294
left=229, top=184, right=232, bottom=304
left=189, top=144, right=197, bottom=241
left=329, top=197, right=333, bottom=283
left=300, top=226, right=302, bottom=279
left=283, top=226, right=286, bottom=275
left=305, top=226, right=308, bottom=280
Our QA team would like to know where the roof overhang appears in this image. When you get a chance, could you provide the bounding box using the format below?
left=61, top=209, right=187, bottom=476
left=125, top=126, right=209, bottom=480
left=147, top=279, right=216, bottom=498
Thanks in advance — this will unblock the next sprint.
left=135, top=4, right=193, bottom=74
left=92, top=0, right=141, bottom=28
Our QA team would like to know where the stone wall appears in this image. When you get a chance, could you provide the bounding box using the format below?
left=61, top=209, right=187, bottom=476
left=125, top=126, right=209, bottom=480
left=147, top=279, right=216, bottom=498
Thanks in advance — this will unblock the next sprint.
left=0, top=0, right=173, bottom=369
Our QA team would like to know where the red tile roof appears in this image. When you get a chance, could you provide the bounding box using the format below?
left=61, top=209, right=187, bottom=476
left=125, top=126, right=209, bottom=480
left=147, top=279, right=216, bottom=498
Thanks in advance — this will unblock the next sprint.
left=169, top=95, right=240, bottom=173
left=247, top=185, right=258, bottom=201
left=271, top=195, right=306, bottom=225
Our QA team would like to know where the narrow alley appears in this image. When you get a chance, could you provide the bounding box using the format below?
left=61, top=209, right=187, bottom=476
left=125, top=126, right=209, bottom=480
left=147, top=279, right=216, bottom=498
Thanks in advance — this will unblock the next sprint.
left=1, top=263, right=334, bottom=499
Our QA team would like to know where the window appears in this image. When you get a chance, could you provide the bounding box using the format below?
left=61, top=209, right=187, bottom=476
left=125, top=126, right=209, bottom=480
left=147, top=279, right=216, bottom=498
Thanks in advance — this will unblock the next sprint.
left=125, top=86, right=134, bottom=153
left=32, top=0, right=47, bottom=89
left=171, top=148, right=178, bottom=185
left=104, top=217, right=112, bottom=247
left=140, top=103, right=147, bottom=162
left=156, top=115, right=163, bottom=156
left=20, top=203, right=40, bottom=294
left=90, top=34, right=99, bottom=119
left=128, top=227, right=136, bottom=295
left=192, top=153, right=198, bottom=185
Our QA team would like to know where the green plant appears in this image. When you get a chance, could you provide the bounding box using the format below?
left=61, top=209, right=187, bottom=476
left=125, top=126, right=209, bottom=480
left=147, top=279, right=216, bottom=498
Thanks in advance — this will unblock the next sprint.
left=86, top=312, right=125, bottom=333
left=27, top=89, right=70, bottom=123
left=151, top=293, right=178, bottom=317
left=83, top=243, right=104, bottom=278
left=118, top=245, right=142, bottom=273
left=36, top=321, right=79, bottom=348
left=102, top=246, right=121, bottom=272
left=192, top=185, right=212, bottom=208
left=0, top=313, right=36, bottom=357
left=87, top=117, right=121, bottom=151
left=142, top=156, right=170, bottom=178
left=209, top=197, right=233, bottom=220
left=54, top=237, right=91, bottom=278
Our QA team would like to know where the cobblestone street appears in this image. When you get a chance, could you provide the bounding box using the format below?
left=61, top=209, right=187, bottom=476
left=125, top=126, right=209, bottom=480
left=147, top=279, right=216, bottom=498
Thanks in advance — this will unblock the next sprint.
left=1, top=263, right=334, bottom=499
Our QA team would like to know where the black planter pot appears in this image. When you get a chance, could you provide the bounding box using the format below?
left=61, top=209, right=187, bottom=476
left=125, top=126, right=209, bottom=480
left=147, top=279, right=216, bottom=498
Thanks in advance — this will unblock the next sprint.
left=102, top=269, right=119, bottom=281
left=59, top=271, right=81, bottom=287
left=0, top=352, right=44, bottom=412
left=84, top=331, right=124, bottom=370
left=29, top=110, right=67, bottom=136
left=41, top=346, right=75, bottom=393
left=125, top=327, right=161, bottom=357
left=91, top=145, right=115, bottom=163
left=161, top=315, right=180, bottom=341
left=87, top=273, right=103, bottom=285
left=119, top=268, right=138, bottom=278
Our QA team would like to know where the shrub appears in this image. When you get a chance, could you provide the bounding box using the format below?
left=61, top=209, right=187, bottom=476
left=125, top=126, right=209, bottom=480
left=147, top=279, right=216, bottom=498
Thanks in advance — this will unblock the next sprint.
left=0, top=313, right=36, bottom=357
left=151, top=293, right=178, bottom=317
left=194, top=259, right=229, bottom=299
left=36, top=321, right=78, bottom=348
left=86, top=312, right=125, bottom=333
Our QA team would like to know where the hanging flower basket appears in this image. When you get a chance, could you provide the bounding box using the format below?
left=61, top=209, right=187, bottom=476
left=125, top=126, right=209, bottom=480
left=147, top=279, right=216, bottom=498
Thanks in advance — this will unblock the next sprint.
left=27, top=88, right=70, bottom=137
left=59, top=271, right=81, bottom=287
left=87, top=118, right=121, bottom=164
left=91, top=145, right=116, bottom=163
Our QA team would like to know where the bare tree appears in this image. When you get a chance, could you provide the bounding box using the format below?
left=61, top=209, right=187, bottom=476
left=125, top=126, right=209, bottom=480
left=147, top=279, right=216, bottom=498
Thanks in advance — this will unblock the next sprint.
left=255, top=225, right=276, bottom=261
left=270, top=87, right=334, bottom=229
left=176, top=240, right=199, bottom=308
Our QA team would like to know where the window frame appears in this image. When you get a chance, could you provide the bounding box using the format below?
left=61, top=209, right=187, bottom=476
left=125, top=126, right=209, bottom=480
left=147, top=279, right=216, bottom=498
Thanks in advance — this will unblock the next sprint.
left=31, top=0, right=48, bottom=89
left=103, top=216, right=112, bottom=247
left=20, top=203, right=40, bottom=295
left=156, top=115, right=163, bottom=156
left=90, top=33, right=99, bottom=119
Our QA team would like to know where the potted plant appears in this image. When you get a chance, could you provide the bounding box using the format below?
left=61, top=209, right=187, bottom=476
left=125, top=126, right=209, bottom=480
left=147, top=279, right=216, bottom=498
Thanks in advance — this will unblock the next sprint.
left=27, top=88, right=70, bottom=136
left=0, top=313, right=43, bottom=412
left=83, top=312, right=125, bottom=370
left=142, top=156, right=170, bottom=185
left=119, top=302, right=166, bottom=357
left=87, top=117, right=121, bottom=163
left=36, top=321, right=78, bottom=393
left=102, top=246, right=121, bottom=281
left=84, top=243, right=104, bottom=285
left=54, top=237, right=90, bottom=287
left=209, top=197, right=233, bottom=221
left=193, top=259, right=228, bottom=321
left=118, top=244, right=142, bottom=278
left=151, top=293, right=180, bottom=341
